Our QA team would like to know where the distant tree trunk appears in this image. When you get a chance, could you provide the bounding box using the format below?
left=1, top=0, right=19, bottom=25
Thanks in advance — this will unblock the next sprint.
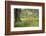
left=14, top=8, right=21, bottom=22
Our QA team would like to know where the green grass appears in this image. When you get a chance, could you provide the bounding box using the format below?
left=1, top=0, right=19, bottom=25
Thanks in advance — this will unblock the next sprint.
left=14, top=17, right=39, bottom=27
left=14, top=12, right=39, bottom=27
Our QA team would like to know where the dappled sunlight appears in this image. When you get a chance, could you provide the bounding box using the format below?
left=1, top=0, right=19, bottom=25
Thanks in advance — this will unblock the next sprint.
left=14, top=8, right=39, bottom=27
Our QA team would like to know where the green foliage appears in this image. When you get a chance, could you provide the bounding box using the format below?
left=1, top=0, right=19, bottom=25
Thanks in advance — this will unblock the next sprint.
left=14, top=9, right=39, bottom=27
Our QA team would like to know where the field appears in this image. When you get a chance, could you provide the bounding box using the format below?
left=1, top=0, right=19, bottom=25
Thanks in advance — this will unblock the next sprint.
left=14, top=9, right=39, bottom=27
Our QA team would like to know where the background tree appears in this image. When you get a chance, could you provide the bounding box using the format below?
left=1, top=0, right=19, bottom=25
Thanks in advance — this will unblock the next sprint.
left=14, top=8, right=21, bottom=22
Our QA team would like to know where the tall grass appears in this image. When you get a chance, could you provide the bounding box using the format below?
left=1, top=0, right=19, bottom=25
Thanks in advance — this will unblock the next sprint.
left=14, top=9, right=39, bottom=27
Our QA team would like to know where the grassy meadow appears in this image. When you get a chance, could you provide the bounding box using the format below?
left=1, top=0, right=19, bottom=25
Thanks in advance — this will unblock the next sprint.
left=14, top=9, right=39, bottom=27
